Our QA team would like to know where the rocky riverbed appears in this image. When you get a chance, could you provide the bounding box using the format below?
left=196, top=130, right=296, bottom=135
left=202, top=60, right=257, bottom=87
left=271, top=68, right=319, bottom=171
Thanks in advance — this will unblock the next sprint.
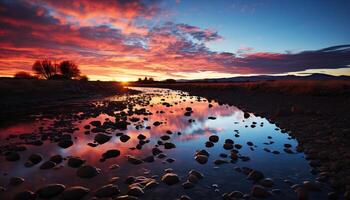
left=0, top=87, right=339, bottom=199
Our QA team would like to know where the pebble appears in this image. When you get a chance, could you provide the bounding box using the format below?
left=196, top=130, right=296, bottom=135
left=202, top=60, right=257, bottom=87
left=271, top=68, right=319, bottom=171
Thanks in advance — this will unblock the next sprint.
left=50, top=155, right=63, bottom=164
left=161, top=173, right=180, bottom=185
left=68, top=157, right=85, bottom=168
left=61, top=186, right=90, bottom=200
left=120, top=135, right=131, bottom=142
left=127, top=155, right=144, bottom=165
left=13, top=190, right=36, bottom=200
left=40, top=161, right=56, bottom=169
left=36, top=183, right=66, bottom=199
left=195, top=155, right=208, bottom=164
left=164, top=142, right=176, bottom=149
left=102, top=149, right=120, bottom=160
left=127, top=186, right=144, bottom=197
left=205, top=141, right=214, bottom=147
left=76, top=165, right=100, bottom=178
left=115, top=195, right=138, bottom=200
left=209, top=135, right=219, bottom=143
left=247, top=170, right=264, bottom=181
left=94, top=133, right=111, bottom=144
left=9, top=177, right=24, bottom=186
left=260, top=178, right=274, bottom=187
left=182, top=181, right=194, bottom=189
left=95, top=184, right=120, bottom=198
left=251, top=185, right=271, bottom=198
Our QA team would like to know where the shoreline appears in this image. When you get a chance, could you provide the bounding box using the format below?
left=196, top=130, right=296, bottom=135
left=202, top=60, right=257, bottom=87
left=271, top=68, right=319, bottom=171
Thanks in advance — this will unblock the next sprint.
left=131, top=81, right=350, bottom=197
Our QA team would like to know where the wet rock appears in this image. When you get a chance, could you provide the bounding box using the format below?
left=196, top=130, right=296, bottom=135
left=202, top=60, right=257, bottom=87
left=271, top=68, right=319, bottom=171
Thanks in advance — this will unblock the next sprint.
left=76, top=165, right=100, bottom=178
left=5, top=151, right=20, bottom=161
left=153, top=121, right=161, bottom=126
left=37, top=183, right=66, bottom=199
left=115, top=195, right=139, bottom=200
left=166, top=158, right=175, bottom=163
left=223, top=143, right=233, bottom=150
left=164, top=142, right=176, bottom=149
left=244, top=112, right=250, bottom=118
left=230, top=151, right=238, bottom=160
left=145, top=180, right=159, bottom=189
left=251, top=185, right=270, bottom=198
left=179, top=195, right=191, bottom=200
left=137, top=134, right=146, bottom=140
left=182, top=181, right=194, bottom=189
left=205, top=141, right=214, bottom=147
left=58, top=139, right=73, bottom=149
left=139, top=155, right=153, bottom=163
left=161, top=173, right=180, bottom=185
left=50, top=155, right=63, bottom=164
left=13, top=190, right=36, bottom=200
left=196, top=149, right=209, bottom=157
left=102, top=149, right=121, bottom=161
left=160, top=135, right=170, bottom=140
left=223, top=191, right=244, bottom=199
left=195, top=155, right=208, bottom=164
left=214, top=159, right=229, bottom=165
left=90, top=121, right=101, bottom=127
left=208, top=116, right=216, bottom=120
left=209, top=135, right=219, bottom=143
left=327, top=192, right=338, bottom=200
left=27, top=153, right=43, bottom=165
left=284, top=143, right=292, bottom=148
left=127, top=155, right=143, bottom=165
left=68, top=157, right=85, bottom=168
left=95, top=184, right=120, bottom=198
left=94, top=133, right=111, bottom=144
left=260, top=178, right=274, bottom=187
left=40, top=161, right=56, bottom=169
left=295, top=187, right=308, bottom=200
left=247, top=170, right=264, bottom=181
left=247, top=141, right=254, bottom=146
left=61, top=186, right=90, bottom=200
left=127, top=186, right=144, bottom=197
left=284, top=148, right=294, bottom=154
left=120, top=135, right=131, bottom=143
left=157, top=153, right=167, bottom=159
left=9, top=177, right=24, bottom=186
left=303, top=181, right=321, bottom=191
left=189, top=170, right=204, bottom=179
left=272, top=150, right=280, bottom=154
left=234, top=144, right=242, bottom=149
left=152, top=147, right=162, bottom=155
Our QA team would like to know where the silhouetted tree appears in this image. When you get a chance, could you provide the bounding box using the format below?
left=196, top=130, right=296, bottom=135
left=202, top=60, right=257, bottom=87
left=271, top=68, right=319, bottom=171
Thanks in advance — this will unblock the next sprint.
left=137, top=78, right=142, bottom=82
left=32, top=59, right=57, bottom=79
left=79, top=75, right=89, bottom=81
left=14, top=71, right=34, bottom=79
left=149, top=77, right=154, bottom=82
left=59, top=61, right=80, bottom=79
left=164, top=79, right=176, bottom=83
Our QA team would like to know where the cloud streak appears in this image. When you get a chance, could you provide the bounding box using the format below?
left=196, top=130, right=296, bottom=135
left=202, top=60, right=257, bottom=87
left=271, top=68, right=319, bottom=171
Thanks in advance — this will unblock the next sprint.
left=0, top=0, right=349, bottom=80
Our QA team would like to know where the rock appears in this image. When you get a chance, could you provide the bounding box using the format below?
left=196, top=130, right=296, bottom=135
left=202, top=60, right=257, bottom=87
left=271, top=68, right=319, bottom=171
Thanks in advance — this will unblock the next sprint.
left=189, top=170, right=204, bottom=179
left=161, top=173, right=180, bottom=185
left=295, top=187, right=308, bottom=200
left=166, top=158, right=175, bottom=163
left=102, top=149, right=121, bottom=160
left=37, top=184, right=66, bottom=199
left=95, top=184, right=120, bottom=198
left=260, top=178, right=274, bottom=187
left=127, top=186, right=144, bottom=197
left=179, top=195, right=191, bottom=200
left=244, top=112, right=250, bottom=118
left=284, top=148, right=294, bottom=154
left=120, top=135, right=131, bottom=142
left=284, top=144, right=292, bottom=148
left=76, top=165, right=100, bottom=178
left=209, top=135, right=219, bottom=143
left=61, top=186, right=90, bottom=200
left=208, top=116, right=216, bottom=120
left=182, top=181, right=194, bottom=189
left=143, top=155, right=155, bottom=163
left=40, top=161, right=56, bottom=169
left=137, top=134, right=146, bottom=140
left=230, top=151, right=238, bottom=160
left=223, top=143, right=233, bottom=150
left=214, top=159, right=229, bottom=165
left=58, top=139, right=73, bottom=149
left=160, top=135, right=170, bottom=140
left=195, top=155, right=208, bottom=164
left=9, top=177, right=25, bottom=186
left=90, top=121, right=101, bottom=127
left=153, top=121, right=161, bottom=126
left=27, top=153, right=43, bottom=165
left=5, top=151, right=20, bottom=161
left=195, top=149, right=209, bottom=157
left=145, top=180, right=159, bottom=189
left=205, top=141, right=214, bottom=147
left=303, top=181, right=321, bottom=191
left=164, top=142, right=176, bottom=149
left=152, top=147, right=162, bottom=155
left=68, top=157, right=85, bottom=168
left=327, top=192, right=338, bottom=200
left=251, top=185, right=270, bottom=198
left=50, top=155, right=63, bottom=164
left=247, top=141, right=254, bottom=146
left=247, top=170, right=264, bottom=181
left=234, top=144, right=242, bottom=149
left=127, top=155, right=143, bottom=165
left=115, top=195, right=139, bottom=200
left=13, top=190, right=36, bottom=200
left=94, top=133, right=111, bottom=144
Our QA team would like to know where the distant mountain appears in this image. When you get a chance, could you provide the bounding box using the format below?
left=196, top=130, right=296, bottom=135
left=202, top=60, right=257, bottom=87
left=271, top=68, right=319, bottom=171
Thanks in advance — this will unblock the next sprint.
left=180, top=73, right=350, bottom=82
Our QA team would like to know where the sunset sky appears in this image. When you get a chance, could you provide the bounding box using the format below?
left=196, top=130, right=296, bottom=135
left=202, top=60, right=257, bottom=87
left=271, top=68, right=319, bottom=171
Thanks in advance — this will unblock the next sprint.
left=0, top=0, right=349, bottom=81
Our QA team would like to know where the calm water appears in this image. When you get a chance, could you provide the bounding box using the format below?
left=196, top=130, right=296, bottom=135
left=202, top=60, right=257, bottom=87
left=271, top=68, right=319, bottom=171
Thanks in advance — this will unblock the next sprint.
left=0, top=87, right=330, bottom=199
